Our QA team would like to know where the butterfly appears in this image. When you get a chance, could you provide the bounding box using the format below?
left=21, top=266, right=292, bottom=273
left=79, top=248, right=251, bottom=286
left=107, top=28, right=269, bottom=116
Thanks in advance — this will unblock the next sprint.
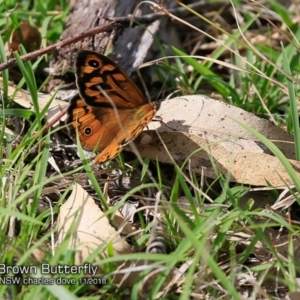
left=67, top=50, right=157, bottom=163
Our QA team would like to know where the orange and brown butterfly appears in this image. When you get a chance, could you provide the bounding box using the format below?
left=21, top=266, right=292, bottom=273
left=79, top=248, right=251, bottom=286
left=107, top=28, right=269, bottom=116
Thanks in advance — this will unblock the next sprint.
left=67, top=50, right=157, bottom=163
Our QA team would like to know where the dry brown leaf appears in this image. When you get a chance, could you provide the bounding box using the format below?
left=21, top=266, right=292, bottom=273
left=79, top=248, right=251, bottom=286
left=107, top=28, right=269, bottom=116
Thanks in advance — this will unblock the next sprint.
left=56, top=183, right=175, bottom=290
left=56, top=183, right=132, bottom=272
left=112, top=212, right=139, bottom=236
left=0, top=77, right=32, bottom=109
left=149, top=95, right=294, bottom=158
left=288, top=291, right=300, bottom=300
left=19, top=91, right=68, bottom=124
left=133, top=130, right=300, bottom=187
left=0, top=77, right=68, bottom=123
left=126, top=95, right=298, bottom=187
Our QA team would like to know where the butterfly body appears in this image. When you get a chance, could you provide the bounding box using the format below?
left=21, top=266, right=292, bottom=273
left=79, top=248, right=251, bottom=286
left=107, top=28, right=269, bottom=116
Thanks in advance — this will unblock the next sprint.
left=67, top=50, right=157, bottom=163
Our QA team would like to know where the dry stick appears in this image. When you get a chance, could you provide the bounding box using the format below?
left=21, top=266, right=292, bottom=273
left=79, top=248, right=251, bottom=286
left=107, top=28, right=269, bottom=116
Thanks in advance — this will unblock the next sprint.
left=0, top=12, right=163, bottom=72
left=0, top=1, right=206, bottom=72
left=0, top=21, right=119, bottom=72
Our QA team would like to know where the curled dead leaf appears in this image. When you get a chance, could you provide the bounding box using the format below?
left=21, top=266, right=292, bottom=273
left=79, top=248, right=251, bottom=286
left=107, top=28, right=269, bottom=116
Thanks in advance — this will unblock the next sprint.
left=9, top=22, right=41, bottom=54
left=9, top=22, right=41, bottom=52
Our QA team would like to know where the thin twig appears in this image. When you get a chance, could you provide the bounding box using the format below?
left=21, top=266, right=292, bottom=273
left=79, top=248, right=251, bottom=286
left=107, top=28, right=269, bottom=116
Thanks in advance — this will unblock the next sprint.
left=0, top=1, right=207, bottom=72
left=0, top=21, right=118, bottom=72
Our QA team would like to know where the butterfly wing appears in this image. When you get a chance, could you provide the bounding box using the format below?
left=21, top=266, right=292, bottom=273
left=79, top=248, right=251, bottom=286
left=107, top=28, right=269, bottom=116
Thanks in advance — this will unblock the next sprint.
left=67, top=95, right=122, bottom=152
left=67, top=95, right=156, bottom=161
left=76, top=50, right=146, bottom=108
left=67, top=50, right=157, bottom=163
